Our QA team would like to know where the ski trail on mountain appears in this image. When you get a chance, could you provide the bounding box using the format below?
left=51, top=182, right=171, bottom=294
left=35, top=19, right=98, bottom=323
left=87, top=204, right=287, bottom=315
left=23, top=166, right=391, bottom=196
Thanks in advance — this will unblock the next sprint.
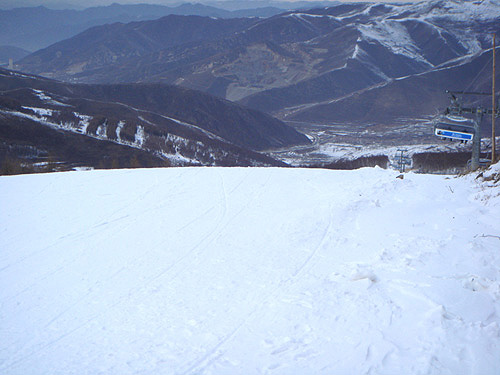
left=1, top=166, right=499, bottom=374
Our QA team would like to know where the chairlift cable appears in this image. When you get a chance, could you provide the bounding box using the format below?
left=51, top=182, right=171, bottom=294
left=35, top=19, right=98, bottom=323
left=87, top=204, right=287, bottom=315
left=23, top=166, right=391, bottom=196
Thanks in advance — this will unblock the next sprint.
left=461, top=49, right=494, bottom=99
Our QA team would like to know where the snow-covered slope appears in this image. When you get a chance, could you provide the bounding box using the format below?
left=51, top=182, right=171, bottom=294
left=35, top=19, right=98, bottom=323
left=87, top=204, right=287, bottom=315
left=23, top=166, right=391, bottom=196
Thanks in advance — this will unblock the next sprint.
left=1, top=166, right=499, bottom=374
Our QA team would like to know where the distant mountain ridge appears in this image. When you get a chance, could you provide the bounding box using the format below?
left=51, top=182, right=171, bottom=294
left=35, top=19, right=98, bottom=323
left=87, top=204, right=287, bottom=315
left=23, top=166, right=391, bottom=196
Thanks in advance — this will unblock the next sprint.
left=0, top=3, right=285, bottom=52
left=0, top=0, right=337, bottom=11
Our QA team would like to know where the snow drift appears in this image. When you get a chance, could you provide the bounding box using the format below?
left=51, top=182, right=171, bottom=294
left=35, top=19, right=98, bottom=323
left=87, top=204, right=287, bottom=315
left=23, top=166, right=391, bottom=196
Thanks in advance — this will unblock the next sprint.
left=1, top=165, right=499, bottom=374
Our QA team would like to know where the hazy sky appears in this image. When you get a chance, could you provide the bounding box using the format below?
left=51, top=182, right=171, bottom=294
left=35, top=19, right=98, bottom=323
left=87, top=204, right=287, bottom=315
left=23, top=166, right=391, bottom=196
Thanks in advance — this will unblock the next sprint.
left=0, top=0, right=419, bottom=10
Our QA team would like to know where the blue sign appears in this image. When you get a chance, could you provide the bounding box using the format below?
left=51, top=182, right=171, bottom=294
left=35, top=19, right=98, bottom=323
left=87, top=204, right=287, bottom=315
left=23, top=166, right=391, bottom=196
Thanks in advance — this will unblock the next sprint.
left=435, top=128, right=473, bottom=141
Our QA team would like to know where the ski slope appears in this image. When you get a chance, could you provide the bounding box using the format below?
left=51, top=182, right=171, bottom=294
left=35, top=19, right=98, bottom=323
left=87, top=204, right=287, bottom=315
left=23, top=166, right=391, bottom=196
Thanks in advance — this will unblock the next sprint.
left=1, top=165, right=499, bottom=375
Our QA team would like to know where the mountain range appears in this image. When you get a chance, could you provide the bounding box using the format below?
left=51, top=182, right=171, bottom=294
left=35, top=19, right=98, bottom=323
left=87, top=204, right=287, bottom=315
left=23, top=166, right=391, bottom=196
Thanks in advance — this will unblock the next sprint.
left=0, top=2, right=339, bottom=52
left=16, top=0, right=500, bottom=140
left=0, top=3, right=285, bottom=52
left=0, top=68, right=309, bottom=171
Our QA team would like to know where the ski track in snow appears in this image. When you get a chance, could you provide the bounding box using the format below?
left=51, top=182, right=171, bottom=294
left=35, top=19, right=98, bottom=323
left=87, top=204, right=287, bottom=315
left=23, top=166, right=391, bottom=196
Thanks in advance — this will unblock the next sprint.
left=181, top=179, right=335, bottom=375
left=1, top=166, right=499, bottom=374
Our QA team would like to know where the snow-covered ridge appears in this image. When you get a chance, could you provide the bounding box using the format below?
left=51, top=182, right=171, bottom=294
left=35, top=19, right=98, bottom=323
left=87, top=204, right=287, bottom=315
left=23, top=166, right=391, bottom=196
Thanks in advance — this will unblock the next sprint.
left=279, top=0, right=498, bottom=90
left=359, top=0, right=500, bottom=22
left=1, top=166, right=499, bottom=374
left=415, top=0, right=500, bottom=21
left=285, top=12, right=340, bottom=21
left=313, top=0, right=500, bottom=22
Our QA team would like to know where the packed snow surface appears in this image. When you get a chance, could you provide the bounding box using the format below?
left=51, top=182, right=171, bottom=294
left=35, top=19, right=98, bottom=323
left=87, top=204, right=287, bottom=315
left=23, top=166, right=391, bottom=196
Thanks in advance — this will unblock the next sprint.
left=1, top=166, right=499, bottom=375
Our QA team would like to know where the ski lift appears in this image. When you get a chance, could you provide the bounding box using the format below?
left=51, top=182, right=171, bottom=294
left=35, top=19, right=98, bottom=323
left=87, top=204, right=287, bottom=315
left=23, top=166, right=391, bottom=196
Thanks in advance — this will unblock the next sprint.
left=433, top=115, right=476, bottom=142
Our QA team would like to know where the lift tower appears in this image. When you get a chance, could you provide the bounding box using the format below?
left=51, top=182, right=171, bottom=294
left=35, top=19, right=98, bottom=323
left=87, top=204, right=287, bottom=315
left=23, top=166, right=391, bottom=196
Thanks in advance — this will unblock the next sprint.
left=436, top=91, right=499, bottom=170
left=445, top=91, right=485, bottom=170
left=435, top=36, right=499, bottom=169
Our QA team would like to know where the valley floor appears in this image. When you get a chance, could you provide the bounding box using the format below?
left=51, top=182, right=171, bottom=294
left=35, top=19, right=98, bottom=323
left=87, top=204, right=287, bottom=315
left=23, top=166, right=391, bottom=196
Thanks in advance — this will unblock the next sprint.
left=272, top=120, right=500, bottom=168
left=1, top=165, right=499, bottom=374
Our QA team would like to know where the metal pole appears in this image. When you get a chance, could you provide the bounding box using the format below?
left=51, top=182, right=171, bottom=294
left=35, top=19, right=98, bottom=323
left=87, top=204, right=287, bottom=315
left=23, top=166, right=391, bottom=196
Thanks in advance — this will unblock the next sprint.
left=471, top=110, right=482, bottom=170
left=492, top=33, right=496, bottom=163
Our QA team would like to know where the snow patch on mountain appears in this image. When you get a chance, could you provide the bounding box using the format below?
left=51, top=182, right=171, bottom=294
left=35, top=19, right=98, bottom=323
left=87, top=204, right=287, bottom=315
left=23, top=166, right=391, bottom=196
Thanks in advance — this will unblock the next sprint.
left=96, top=121, right=108, bottom=139
left=21, top=106, right=54, bottom=118
left=115, top=120, right=125, bottom=142
left=73, top=112, right=91, bottom=134
left=351, top=38, right=364, bottom=60
left=31, top=89, right=71, bottom=107
left=358, top=21, right=431, bottom=66
left=134, top=125, right=145, bottom=147
left=32, top=89, right=51, bottom=101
